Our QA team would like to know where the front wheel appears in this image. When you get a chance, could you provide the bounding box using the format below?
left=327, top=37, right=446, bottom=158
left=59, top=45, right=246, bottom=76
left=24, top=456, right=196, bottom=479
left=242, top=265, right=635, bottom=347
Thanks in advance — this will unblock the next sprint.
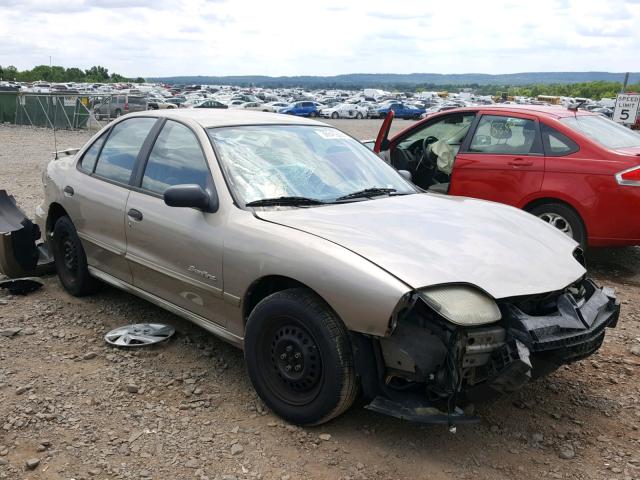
left=309, top=111, right=317, bottom=117
left=52, top=216, right=100, bottom=296
left=244, top=288, right=358, bottom=426
left=527, top=202, right=586, bottom=247
left=331, top=112, right=339, bottom=119
left=356, top=112, right=363, bottom=119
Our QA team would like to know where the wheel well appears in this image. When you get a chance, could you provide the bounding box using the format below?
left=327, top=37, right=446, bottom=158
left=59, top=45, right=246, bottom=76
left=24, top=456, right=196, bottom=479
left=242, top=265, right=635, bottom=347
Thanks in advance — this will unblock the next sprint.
left=46, top=203, right=68, bottom=237
left=243, top=275, right=312, bottom=322
left=523, top=197, right=587, bottom=236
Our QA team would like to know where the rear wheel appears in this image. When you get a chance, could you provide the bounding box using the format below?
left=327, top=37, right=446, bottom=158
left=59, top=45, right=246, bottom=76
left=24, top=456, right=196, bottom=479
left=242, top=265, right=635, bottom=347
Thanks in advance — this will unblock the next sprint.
left=527, top=202, right=586, bottom=247
left=356, top=112, right=363, bottom=119
left=244, top=288, right=358, bottom=426
left=310, top=111, right=317, bottom=118
left=331, top=112, right=339, bottom=119
left=52, top=216, right=99, bottom=296
left=115, top=109, right=122, bottom=118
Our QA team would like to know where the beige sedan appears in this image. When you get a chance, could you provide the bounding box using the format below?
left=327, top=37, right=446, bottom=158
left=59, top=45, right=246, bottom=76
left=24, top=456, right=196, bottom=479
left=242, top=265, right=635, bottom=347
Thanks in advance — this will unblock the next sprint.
left=11, top=109, right=618, bottom=427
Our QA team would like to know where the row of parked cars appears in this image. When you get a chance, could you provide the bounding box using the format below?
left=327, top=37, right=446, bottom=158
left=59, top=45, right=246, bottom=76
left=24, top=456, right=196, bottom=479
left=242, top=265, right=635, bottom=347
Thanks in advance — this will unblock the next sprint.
left=92, top=95, right=429, bottom=120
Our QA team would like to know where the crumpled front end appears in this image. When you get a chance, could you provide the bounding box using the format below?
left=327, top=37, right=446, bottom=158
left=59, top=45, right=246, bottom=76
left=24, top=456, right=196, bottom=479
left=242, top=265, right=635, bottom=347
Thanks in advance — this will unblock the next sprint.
left=355, top=278, right=620, bottom=425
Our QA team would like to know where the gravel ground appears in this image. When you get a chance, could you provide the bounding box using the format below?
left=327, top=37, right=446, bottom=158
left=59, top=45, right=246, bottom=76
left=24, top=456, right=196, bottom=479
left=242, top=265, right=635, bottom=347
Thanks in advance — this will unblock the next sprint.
left=1, top=121, right=639, bottom=480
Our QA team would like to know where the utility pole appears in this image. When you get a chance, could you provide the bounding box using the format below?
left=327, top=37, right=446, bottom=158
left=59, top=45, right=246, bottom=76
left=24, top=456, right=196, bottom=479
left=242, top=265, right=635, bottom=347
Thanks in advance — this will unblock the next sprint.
left=622, top=72, right=629, bottom=93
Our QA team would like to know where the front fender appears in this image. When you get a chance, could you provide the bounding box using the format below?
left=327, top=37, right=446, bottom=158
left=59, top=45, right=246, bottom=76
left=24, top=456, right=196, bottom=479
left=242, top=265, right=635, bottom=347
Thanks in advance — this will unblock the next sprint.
left=223, top=209, right=411, bottom=338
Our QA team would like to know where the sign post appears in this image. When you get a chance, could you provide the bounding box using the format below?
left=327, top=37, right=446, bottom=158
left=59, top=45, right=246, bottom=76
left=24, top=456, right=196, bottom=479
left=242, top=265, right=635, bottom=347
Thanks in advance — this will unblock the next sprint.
left=613, top=94, right=640, bottom=125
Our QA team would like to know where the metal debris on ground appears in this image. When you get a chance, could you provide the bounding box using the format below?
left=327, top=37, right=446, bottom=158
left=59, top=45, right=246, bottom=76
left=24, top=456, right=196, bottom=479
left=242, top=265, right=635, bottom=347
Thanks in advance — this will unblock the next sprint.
left=104, top=323, right=176, bottom=347
left=0, top=277, right=43, bottom=295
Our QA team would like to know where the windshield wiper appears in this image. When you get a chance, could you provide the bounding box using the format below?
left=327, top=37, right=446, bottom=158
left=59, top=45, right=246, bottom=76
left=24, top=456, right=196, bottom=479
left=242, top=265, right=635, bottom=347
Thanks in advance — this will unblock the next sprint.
left=336, top=187, right=397, bottom=201
left=245, top=196, right=326, bottom=207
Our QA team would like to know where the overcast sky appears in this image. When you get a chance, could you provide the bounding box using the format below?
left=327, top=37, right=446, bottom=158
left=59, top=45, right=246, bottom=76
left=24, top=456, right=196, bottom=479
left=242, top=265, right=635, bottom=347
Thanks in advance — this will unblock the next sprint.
left=1, top=0, right=639, bottom=77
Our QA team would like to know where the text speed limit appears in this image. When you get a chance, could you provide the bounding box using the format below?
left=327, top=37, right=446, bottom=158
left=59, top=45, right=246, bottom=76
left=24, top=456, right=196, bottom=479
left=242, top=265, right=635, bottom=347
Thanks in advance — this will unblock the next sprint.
left=613, top=94, right=640, bottom=125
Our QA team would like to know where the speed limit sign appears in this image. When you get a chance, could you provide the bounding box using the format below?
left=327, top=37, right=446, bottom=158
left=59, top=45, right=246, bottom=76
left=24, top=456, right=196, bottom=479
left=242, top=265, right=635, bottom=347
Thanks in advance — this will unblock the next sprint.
left=613, top=94, right=640, bottom=125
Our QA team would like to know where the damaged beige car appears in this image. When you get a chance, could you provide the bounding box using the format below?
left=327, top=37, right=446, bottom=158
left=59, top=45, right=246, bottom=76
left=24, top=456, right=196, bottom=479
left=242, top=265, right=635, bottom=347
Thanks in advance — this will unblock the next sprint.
left=1, top=109, right=619, bottom=427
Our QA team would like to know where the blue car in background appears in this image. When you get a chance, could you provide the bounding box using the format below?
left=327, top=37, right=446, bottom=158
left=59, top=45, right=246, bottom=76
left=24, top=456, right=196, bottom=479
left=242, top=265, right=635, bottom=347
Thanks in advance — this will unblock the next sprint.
left=279, top=101, right=319, bottom=117
left=375, top=102, right=425, bottom=119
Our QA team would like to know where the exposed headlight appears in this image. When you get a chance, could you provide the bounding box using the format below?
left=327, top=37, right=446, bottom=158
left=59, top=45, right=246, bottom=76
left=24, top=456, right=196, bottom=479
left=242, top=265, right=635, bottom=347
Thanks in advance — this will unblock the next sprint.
left=419, top=285, right=501, bottom=326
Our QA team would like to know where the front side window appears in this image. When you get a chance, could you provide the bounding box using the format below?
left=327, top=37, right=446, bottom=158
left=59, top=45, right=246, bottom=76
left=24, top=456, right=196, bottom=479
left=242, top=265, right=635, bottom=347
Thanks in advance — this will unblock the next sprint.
left=469, top=115, right=542, bottom=155
left=141, top=120, right=210, bottom=194
left=397, top=113, right=475, bottom=152
left=94, top=117, right=157, bottom=184
left=208, top=125, right=416, bottom=205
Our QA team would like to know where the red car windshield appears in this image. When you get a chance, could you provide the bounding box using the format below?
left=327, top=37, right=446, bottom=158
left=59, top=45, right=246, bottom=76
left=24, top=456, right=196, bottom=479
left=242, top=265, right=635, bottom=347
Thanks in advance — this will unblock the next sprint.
left=561, top=115, right=640, bottom=149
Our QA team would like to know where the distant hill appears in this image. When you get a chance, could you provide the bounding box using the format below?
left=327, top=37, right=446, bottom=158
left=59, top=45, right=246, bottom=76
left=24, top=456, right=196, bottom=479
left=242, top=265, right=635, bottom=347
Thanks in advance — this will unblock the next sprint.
left=149, top=72, right=640, bottom=88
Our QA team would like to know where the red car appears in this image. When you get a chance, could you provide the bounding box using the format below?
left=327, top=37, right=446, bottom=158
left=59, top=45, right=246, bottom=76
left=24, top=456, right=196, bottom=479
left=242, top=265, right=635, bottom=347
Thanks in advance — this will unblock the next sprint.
left=374, top=105, right=640, bottom=247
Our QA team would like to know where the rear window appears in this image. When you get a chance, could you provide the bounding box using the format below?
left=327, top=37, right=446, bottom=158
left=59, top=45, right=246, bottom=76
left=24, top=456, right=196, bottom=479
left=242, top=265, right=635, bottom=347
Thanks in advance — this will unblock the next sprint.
left=78, top=133, right=106, bottom=173
left=127, top=97, right=147, bottom=106
left=540, top=123, right=579, bottom=156
left=561, top=115, right=640, bottom=149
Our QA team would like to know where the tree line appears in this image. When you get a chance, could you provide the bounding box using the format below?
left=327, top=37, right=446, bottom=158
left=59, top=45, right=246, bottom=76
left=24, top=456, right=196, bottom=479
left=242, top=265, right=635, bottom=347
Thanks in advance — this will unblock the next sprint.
left=417, top=80, right=640, bottom=99
left=0, top=64, right=145, bottom=84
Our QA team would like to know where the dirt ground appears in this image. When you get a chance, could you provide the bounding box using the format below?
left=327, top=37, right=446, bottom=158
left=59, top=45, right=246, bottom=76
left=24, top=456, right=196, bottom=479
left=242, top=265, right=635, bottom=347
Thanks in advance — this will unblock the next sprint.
left=1, top=120, right=639, bottom=480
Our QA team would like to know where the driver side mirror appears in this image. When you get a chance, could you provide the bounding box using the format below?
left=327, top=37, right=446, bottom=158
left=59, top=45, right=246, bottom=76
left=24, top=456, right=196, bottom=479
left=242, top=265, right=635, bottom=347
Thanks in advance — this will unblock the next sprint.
left=398, top=170, right=412, bottom=182
left=164, top=184, right=219, bottom=213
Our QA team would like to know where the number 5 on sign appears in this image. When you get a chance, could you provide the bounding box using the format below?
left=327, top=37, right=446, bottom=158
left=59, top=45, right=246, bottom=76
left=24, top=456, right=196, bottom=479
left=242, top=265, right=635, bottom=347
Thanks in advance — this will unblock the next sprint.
left=613, top=94, right=640, bottom=125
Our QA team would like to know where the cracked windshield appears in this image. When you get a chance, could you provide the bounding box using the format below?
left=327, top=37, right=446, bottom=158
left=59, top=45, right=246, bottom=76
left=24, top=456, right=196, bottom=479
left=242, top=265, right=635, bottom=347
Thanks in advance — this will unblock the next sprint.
left=208, top=125, right=416, bottom=205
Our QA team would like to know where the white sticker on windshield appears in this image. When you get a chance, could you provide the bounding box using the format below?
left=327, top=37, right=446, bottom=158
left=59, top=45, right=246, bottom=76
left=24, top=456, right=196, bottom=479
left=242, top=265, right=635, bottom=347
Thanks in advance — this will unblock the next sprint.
left=314, top=128, right=350, bottom=140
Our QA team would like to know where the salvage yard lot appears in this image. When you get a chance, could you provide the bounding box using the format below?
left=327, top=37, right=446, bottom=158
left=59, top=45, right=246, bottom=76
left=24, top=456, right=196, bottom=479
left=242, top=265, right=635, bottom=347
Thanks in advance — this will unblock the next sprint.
left=1, top=120, right=640, bottom=480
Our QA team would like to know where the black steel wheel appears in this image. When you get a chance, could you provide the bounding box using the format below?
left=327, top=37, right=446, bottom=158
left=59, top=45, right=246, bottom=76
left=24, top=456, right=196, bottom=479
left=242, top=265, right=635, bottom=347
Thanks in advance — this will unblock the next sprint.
left=262, top=317, right=324, bottom=406
left=244, top=288, right=358, bottom=425
left=52, top=216, right=99, bottom=296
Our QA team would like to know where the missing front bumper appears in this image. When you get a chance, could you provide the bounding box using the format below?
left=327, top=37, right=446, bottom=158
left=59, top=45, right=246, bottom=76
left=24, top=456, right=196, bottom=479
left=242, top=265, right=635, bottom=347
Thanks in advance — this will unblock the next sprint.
left=0, top=190, right=53, bottom=278
left=366, top=279, right=620, bottom=419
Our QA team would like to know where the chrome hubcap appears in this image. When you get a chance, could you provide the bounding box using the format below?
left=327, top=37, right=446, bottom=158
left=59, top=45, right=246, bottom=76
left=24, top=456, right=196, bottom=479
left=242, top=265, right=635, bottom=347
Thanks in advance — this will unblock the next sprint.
left=538, top=212, right=573, bottom=238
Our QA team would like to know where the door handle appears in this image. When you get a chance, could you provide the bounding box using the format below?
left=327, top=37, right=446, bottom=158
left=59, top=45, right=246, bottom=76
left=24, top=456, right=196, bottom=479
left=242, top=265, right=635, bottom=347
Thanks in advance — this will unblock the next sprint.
left=63, top=186, right=74, bottom=196
left=127, top=208, right=143, bottom=221
left=508, top=158, right=534, bottom=167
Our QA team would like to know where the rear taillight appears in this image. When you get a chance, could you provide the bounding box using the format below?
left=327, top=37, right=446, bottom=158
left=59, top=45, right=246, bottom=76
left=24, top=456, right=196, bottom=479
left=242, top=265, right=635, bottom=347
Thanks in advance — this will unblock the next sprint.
left=124, top=102, right=129, bottom=111
left=616, top=166, right=640, bottom=186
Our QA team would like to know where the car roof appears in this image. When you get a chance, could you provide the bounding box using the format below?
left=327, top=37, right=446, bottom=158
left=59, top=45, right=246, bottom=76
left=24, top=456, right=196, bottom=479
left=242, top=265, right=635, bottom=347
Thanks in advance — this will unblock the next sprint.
left=449, top=104, right=597, bottom=119
left=127, top=108, right=325, bottom=128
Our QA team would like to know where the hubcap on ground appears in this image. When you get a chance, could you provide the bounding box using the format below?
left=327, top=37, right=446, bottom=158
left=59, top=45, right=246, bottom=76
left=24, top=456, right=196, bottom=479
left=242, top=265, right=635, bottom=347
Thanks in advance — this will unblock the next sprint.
left=265, top=321, right=323, bottom=405
left=538, top=212, right=573, bottom=238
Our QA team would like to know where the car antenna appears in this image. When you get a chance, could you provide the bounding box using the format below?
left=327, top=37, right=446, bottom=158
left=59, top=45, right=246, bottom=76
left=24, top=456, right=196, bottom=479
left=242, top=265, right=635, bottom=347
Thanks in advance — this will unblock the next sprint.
left=53, top=113, right=59, bottom=160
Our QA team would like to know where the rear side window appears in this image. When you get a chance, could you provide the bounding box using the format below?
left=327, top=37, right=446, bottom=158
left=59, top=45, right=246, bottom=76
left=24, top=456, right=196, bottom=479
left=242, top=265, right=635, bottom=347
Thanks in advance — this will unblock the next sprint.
left=469, top=115, right=542, bottom=155
left=540, top=123, right=579, bottom=156
left=78, top=133, right=106, bottom=173
left=94, top=117, right=156, bottom=184
left=141, top=120, right=210, bottom=194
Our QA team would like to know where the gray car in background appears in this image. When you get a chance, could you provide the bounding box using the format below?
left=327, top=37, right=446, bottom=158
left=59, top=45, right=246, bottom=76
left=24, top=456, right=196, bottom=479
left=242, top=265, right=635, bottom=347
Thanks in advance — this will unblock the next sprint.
left=93, top=94, right=148, bottom=119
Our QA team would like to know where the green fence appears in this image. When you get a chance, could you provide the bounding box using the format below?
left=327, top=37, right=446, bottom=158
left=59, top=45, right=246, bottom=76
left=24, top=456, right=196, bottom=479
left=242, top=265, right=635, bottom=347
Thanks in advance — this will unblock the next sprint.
left=14, top=94, right=90, bottom=129
left=0, top=91, right=17, bottom=123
